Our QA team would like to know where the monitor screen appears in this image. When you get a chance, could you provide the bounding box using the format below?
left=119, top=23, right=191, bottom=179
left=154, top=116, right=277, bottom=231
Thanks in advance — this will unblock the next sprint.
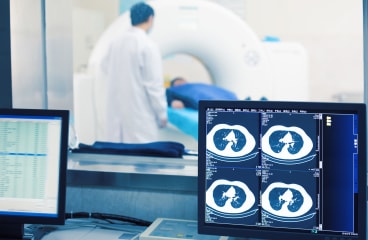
left=0, top=108, right=69, bottom=239
left=198, top=100, right=366, bottom=240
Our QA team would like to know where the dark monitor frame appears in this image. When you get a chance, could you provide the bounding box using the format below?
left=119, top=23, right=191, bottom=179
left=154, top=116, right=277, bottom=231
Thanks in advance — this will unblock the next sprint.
left=0, top=108, right=69, bottom=239
left=198, top=100, right=367, bottom=240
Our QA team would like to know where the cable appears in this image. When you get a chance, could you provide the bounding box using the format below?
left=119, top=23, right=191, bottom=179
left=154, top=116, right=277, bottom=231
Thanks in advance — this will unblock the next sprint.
left=65, top=212, right=152, bottom=227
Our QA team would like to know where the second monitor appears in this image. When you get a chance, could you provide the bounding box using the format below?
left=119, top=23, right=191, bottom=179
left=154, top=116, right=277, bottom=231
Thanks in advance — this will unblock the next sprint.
left=198, top=100, right=366, bottom=240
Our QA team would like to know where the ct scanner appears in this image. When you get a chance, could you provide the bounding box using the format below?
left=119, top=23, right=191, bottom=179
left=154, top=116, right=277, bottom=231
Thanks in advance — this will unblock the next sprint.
left=74, top=0, right=308, bottom=144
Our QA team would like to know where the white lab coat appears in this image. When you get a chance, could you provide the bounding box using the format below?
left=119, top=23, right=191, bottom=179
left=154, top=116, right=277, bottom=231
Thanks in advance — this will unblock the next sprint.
left=103, top=27, right=167, bottom=143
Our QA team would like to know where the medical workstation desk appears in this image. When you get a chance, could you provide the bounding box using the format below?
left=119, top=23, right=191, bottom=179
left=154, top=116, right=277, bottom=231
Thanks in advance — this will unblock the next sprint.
left=25, top=152, right=245, bottom=240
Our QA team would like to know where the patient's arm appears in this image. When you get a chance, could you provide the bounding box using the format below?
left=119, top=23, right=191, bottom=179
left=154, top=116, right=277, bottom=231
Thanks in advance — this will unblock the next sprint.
left=171, top=99, right=185, bottom=108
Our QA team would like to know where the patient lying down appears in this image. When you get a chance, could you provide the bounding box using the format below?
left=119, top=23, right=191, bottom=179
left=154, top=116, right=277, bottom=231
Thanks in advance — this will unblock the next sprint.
left=166, top=77, right=238, bottom=110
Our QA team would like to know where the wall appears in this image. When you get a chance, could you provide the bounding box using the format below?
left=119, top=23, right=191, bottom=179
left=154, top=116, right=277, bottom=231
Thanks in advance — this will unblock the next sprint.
left=10, top=0, right=73, bottom=110
left=10, top=0, right=46, bottom=108
left=245, top=0, right=364, bottom=102
left=44, top=0, right=74, bottom=110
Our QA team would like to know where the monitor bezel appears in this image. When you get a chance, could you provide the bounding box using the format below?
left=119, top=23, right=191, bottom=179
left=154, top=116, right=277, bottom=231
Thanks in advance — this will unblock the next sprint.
left=0, top=108, right=69, bottom=229
left=197, top=100, right=367, bottom=240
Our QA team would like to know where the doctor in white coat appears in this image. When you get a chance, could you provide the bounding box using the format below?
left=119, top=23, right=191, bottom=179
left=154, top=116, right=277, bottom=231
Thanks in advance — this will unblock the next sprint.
left=103, top=2, right=167, bottom=143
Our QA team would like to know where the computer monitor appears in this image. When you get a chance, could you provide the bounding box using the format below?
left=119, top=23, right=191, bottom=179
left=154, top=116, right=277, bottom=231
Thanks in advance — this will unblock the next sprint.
left=198, top=100, right=366, bottom=240
left=0, top=108, right=69, bottom=239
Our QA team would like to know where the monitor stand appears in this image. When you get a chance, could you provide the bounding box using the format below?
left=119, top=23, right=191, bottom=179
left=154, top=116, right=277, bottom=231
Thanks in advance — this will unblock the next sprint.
left=0, top=223, right=24, bottom=240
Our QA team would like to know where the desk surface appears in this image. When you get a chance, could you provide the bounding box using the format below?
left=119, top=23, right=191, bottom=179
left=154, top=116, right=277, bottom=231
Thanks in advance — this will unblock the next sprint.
left=68, top=152, right=198, bottom=177
left=32, top=219, right=252, bottom=240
